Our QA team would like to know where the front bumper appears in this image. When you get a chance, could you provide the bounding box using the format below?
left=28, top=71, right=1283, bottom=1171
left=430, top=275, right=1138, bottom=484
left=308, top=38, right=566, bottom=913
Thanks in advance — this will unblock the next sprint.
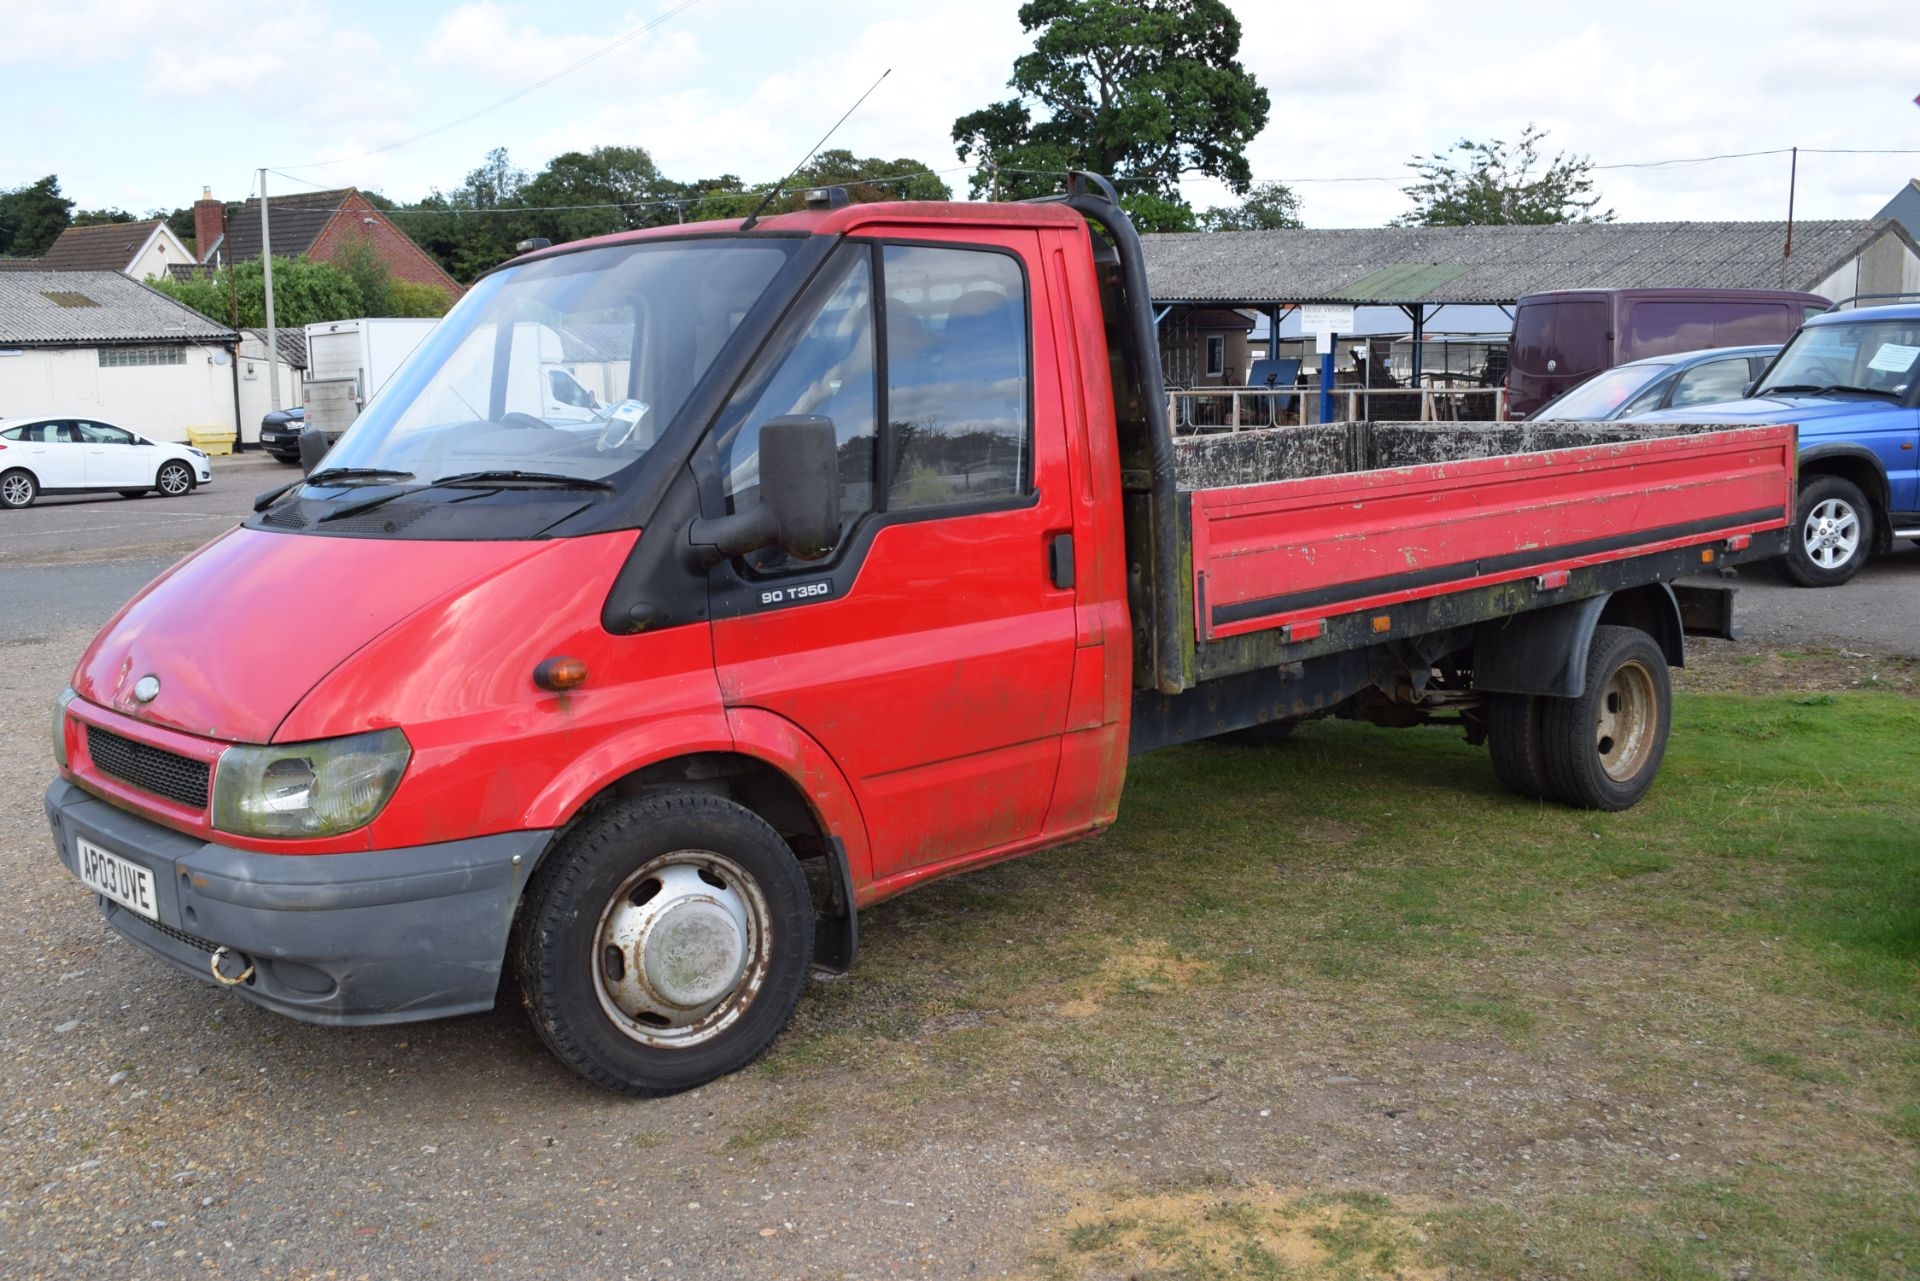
left=45, top=778, right=552, bottom=1026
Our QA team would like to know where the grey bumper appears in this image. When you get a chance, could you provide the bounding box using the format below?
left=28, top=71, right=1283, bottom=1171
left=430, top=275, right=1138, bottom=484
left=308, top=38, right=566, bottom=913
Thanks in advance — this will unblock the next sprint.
left=45, top=778, right=553, bottom=1027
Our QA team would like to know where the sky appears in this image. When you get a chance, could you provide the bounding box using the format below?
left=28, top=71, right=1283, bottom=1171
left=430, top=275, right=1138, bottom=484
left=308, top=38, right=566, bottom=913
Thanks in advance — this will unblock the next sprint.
left=2, top=0, right=1916, bottom=230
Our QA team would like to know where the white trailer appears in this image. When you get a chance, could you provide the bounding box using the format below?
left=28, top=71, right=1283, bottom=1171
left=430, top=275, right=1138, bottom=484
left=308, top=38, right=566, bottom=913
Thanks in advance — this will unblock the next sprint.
left=301, top=318, right=438, bottom=446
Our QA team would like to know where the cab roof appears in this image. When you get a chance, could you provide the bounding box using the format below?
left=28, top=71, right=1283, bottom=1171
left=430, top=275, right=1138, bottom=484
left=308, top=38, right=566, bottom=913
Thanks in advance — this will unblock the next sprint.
left=507, top=199, right=1090, bottom=269
left=1806, top=301, right=1920, bottom=326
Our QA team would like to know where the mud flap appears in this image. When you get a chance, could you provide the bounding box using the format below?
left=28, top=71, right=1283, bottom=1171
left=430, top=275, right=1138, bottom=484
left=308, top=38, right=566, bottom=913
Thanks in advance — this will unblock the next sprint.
left=812, top=837, right=858, bottom=976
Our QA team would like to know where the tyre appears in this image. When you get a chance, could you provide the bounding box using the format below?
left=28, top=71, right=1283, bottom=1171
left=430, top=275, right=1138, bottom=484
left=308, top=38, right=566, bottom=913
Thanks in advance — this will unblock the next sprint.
left=155, top=460, right=195, bottom=497
left=513, top=792, right=814, bottom=1095
left=1486, top=692, right=1553, bottom=800
left=1538, top=625, right=1671, bottom=811
left=1, top=469, right=39, bottom=509
left=1775, top=474, right=1871, bottom=587
left=119, top=490, right=150, bottom=499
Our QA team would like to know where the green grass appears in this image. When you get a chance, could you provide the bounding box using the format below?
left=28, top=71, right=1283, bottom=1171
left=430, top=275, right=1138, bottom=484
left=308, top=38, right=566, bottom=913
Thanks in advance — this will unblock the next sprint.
left=765, top=690, right=1920, bottom=1279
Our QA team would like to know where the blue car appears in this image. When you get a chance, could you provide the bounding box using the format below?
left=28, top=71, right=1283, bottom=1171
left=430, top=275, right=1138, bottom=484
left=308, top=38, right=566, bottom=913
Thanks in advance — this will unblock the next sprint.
left=1631, top=303, right=1920, bottom=586
left=1530, top=345, right=1780, bottom=422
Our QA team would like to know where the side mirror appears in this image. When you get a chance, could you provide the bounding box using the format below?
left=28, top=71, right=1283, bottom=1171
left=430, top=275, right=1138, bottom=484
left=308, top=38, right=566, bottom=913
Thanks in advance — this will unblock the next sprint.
left=689, top=416, right=841, bottom=565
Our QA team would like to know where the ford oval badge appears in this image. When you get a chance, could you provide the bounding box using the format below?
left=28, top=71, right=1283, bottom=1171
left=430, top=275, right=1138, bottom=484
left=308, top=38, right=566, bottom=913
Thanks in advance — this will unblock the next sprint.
left=133, top=675, right=161, bottom=704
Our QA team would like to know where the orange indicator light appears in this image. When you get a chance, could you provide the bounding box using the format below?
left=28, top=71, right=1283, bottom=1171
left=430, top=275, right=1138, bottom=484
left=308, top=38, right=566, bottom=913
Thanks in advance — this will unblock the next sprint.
left=534, top=657, right=589, bottom=691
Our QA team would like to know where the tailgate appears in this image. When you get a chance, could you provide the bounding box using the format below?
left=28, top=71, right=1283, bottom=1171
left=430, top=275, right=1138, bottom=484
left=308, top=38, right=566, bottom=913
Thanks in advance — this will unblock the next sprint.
left=1191, top=425, right=1795, bottom=642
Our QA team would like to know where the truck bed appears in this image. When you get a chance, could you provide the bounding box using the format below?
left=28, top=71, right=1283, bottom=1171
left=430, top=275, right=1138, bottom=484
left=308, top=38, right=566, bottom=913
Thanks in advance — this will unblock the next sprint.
left=1174, top=419, right=1796, bottom=648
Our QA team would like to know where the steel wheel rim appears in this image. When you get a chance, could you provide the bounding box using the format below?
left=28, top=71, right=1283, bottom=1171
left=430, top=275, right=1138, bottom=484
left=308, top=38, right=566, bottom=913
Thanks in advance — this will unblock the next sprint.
left=1595, top=658, right=1658, bottom=783
left=1, top=475, right=29, bottom=505
left=591, top=849, right=771, bottom=1049
left=1802, top=497, right=1859, bottom=570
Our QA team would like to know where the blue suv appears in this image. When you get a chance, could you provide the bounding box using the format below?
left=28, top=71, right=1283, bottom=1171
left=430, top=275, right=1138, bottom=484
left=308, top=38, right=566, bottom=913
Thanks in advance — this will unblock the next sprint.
left=1633, top=303, right=1920, bottom=586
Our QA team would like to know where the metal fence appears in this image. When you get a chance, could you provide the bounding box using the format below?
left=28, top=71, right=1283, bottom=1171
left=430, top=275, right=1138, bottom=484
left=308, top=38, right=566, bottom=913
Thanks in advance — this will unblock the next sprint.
left=1166, top=385, right=1508, bottom=431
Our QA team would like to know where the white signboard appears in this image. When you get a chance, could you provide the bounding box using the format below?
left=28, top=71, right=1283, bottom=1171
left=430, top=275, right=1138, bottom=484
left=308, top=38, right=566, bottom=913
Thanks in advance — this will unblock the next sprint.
left=1868, top=342, right=1919, bottom=373
left=1299, top=304, right=1355, bottom=335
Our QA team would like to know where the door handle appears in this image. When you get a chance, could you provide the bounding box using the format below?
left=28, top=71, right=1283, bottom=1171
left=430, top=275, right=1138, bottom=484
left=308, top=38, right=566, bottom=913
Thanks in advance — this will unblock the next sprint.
left=1048, top=531, right=1075, bottom=589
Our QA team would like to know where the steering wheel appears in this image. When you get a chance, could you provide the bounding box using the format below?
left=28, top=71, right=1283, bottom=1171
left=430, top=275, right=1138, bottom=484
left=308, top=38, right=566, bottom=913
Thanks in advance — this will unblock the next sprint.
left=499, top=412, right=553, bottom=431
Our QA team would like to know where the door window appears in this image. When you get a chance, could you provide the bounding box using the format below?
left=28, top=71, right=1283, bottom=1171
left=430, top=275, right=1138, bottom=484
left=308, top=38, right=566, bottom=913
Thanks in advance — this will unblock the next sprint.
left=1667, top=358, right=1755, bottom=408
left=880, top=244, right=1030, bottom=510
left=73, top=421, right=137, bottom=445
left=720, top=248, right=878, bottom=569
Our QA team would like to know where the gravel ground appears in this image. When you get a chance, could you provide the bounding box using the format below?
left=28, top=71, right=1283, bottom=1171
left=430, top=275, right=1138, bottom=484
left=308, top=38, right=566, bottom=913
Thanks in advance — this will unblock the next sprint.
left=3, top=510, right=1913, bottom=1279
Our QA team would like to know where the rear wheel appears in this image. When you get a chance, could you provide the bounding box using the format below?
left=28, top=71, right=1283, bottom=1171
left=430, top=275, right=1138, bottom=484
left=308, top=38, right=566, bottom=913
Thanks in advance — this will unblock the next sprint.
left=1539, top=626, right=1671, bottom=811
left=513, top=792, right=814, bottom=1095
left=1486, top=692, right=1553, bottom=800
left=1, top=469, right=39, bottom=509
left=155, top=460, right=194, bottom=497
left=1776, top=474, right=1871, bottom=587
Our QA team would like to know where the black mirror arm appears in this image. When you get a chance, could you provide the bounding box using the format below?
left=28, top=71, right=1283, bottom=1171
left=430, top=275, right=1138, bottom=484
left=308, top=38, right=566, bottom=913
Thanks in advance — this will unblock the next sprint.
left=685, top=506, right=778, bottom=570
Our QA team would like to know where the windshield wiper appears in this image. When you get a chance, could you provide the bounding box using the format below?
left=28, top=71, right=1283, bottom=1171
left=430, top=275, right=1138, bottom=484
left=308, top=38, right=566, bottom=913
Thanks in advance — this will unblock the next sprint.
left=1762, top=383, right=1900, bottom=400
left=304, top=467, right=418, bottom=486
left=432, top=470, right=615, bottom=490
left=317, top=470, right=613, bottom=524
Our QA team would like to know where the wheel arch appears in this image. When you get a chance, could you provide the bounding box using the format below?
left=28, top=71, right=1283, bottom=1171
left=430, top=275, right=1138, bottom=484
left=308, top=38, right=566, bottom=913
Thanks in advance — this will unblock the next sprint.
left=522, top=713, right=869, bottom=974
left=1474, top=585, right=1684, bottom=700
left=1798, top=447, right=1891, bottom=551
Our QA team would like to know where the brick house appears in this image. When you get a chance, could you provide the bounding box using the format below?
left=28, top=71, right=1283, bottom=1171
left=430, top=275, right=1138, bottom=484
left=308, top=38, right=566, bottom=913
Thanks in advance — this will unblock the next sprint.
left=189, top=186, right=461, bottom=299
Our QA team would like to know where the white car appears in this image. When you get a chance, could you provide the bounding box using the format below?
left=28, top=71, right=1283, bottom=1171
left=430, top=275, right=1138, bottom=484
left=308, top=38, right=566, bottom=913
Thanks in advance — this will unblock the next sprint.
left=0, top=416, right=213, bottom=509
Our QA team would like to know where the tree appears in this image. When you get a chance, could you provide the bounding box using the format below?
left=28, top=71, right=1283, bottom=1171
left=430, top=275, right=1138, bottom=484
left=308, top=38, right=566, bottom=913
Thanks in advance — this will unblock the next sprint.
left=521, top=144, right=677, bottom=241
left=1395, top=124, right=1612, bottom=226
left=951, top=0, right=1270, bottom=226
left=332, top=234, right=395, bottom=317
left=71, top=207, right=138, bottom=228
left=150, top=256, right=363, bottom=329
left=1198, top=180, right=1302, bottom=232
left=0, top=175, right=75, bottom=257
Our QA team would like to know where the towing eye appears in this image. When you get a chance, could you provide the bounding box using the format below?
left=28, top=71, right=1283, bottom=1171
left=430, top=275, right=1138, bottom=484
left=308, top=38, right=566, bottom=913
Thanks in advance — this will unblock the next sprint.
left=209, top=946, right=255, bottom=986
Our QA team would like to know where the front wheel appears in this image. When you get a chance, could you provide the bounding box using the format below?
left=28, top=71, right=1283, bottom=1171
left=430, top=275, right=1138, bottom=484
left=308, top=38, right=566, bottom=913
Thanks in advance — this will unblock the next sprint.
left=1538, top=625, right=1671, bottom=811
left=513, top=793, right=814, bottom=1095
left=155, top=460, right=194, bottom=497
left=1776, top=475, right=1871, bottom=587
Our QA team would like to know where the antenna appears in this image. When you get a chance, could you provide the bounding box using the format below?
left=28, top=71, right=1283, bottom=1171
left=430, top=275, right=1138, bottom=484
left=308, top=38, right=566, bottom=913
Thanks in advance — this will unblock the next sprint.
left=741, top=68, right=891, bottom=231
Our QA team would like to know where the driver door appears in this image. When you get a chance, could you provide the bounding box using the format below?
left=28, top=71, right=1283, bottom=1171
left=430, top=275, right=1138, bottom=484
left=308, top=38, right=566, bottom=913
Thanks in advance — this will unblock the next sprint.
left=705, top=237, right=1078, bottom=882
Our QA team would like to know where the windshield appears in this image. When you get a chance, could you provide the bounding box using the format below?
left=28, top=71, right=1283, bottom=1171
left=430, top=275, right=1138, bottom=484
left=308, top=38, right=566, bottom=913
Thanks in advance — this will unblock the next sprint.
left=1756, top=318, right=1920, bottom=398
left=315, top=240, right=798, bottom=486
left=1533, top=363, right=1671, bottom=420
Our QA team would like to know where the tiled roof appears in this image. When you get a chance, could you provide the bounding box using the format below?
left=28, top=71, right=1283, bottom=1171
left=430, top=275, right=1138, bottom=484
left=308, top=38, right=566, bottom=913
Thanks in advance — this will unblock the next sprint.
left=39, top=219, right=168, bottom=272
left=1142, top=219, right=1919, bottom=306
left=242, top=326, right=309, bottom=368
left=221, top=190, right=351, bottom=264
left=0, top=271, right=235, bottom=345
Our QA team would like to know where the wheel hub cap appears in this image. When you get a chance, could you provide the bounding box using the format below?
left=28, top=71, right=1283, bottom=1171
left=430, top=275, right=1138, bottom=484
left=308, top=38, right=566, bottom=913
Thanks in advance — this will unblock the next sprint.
left=593, top=854, right=765, bottom=1047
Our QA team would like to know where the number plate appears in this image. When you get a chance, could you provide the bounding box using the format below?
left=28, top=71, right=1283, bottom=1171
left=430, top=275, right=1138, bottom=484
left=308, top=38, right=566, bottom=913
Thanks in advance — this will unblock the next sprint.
left=75, top=837, right=159, bottom=921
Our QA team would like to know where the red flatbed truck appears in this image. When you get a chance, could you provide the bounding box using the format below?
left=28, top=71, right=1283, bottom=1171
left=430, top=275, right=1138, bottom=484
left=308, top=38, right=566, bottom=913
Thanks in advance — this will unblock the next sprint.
left=45, top=175, right=1795, bottom=1093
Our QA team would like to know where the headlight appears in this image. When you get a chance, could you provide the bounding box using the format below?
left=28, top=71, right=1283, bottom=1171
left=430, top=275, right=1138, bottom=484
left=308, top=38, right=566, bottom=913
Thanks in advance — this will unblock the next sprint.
left=52, top=687, right=77, bottom=769
left=212, top=728, right=411, bottom=838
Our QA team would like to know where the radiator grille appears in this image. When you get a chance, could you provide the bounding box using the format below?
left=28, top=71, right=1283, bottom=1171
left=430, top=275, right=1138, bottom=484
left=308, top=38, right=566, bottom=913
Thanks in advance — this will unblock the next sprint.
left=85, top=725, right=210, bottom=810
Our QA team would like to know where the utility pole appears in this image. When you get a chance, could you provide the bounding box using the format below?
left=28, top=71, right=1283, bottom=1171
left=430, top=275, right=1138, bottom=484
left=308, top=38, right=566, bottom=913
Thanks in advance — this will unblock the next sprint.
left=1781, top=146, right=1798, bottom=288
left=259, top=168, right=282, bottom=415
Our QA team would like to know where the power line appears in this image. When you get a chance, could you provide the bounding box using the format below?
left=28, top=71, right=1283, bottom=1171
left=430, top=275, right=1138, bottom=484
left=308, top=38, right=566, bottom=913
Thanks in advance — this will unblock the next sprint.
left=276, top=0, right=706, bottom=170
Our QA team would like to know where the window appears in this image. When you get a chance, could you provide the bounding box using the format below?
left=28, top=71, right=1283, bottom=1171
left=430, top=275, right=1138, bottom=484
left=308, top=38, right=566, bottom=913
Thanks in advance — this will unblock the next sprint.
left=98, top=346, right=185, bottom=368
left=721, top=248, right=877, bottom=569
left=1204, top=334, right=1225, bottom=378
left=73, top=421, right=137, bottom=444
left=0, top=425, right=24, bottom=441
left=1667, top=358, right=1754, bottom=409
left=880, top=244, right=1029, bottom=510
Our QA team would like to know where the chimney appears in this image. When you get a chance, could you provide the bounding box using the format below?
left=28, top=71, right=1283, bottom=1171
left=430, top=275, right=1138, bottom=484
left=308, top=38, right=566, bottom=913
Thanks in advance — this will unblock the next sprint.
left=193, top=185, right=226, bottom=266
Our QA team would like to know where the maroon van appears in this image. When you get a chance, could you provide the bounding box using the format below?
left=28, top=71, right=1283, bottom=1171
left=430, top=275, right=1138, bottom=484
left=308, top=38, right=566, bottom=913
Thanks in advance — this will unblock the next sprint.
left=1506, top=288, right=1828, bottom=418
